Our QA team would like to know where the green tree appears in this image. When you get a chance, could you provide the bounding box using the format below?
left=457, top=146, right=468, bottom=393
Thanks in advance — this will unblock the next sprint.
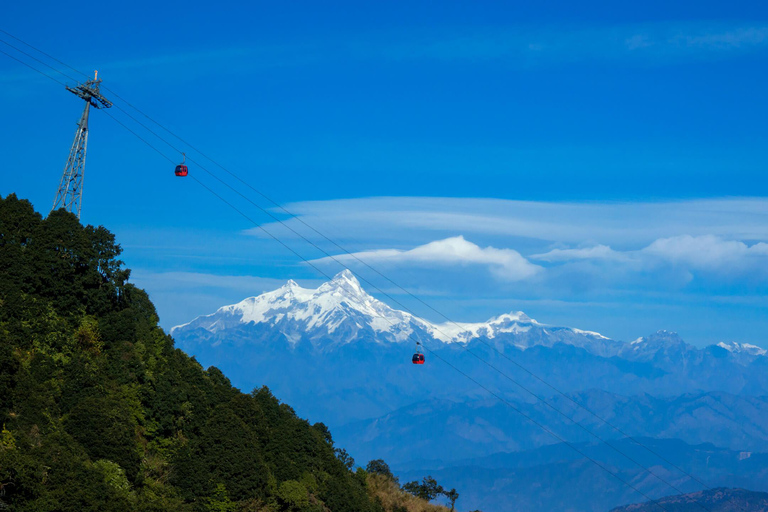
left=402, top=476, right=444, bottom=501
left=335, top=448, right=355, bottom=471
left=203, top=483, right=237, bottom=512
left=366, top=459, right=395, bottom=480
left=444, top=488, right=459, bottom=511
left=277, top=480, right=310, bottom=510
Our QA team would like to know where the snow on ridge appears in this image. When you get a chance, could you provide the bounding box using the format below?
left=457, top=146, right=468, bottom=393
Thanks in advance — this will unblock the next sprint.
left=177, top=270, right=421, bottom=341
left=717, top=341, right=767, bottom=356
left=171, top=269, right=615, bottom=346
left=570, top=328, right=610, bottom=340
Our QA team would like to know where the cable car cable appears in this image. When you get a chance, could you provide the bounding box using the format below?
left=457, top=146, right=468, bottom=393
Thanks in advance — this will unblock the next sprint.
left=0, top=47, right=67, bottom=87
left=0, top=37, right=80, bottom=84
left=0, top=38, right=716, bottom=511
left=0, top=28, right=90, bottom=81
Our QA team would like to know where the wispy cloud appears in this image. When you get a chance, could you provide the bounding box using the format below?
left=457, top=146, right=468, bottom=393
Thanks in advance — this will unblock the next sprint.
left=311, top=236, right=542, bottom=281
left=362, top=22, right=768, bottom=65
left=273, top=196, right=768, bottom=290
left=532, top=245, right=622, bottom=262
left=248, top=196, right=768, bottom=248
left=643, top=235, right=768, bottom=272
left=7, top=20, right=763, bottom=86
left=533, top=235, right=768, bottom=280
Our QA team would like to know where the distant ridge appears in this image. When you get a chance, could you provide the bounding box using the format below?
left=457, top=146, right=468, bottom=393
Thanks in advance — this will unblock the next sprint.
left=610, top=488, right=768, bottom=511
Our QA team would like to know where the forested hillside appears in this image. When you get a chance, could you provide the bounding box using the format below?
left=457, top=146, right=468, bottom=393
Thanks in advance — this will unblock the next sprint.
left=0, top=194, right=443, bottom=512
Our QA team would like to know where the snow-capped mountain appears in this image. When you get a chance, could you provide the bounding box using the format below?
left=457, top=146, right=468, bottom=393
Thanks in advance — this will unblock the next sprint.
left=172, top=270, right=436, bottom=346
left=171, top=269, right=621, bottom=355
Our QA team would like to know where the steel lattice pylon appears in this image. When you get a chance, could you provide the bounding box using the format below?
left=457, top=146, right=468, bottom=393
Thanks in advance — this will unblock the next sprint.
left=52, top=72, right=111, bottom=219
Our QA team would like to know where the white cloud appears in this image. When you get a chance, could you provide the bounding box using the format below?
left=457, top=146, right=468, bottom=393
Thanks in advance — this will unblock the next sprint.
left=531, top=245, right=621, bottom=262
left=641, top=235, right=768, bottom=271
left=529, top=235, right=768, bottom=280
left=311, top=236, right=542, bottom=281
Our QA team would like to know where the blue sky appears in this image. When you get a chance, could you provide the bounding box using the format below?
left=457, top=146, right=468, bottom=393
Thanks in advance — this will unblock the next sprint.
left=2, top=1, right=768, bottom=346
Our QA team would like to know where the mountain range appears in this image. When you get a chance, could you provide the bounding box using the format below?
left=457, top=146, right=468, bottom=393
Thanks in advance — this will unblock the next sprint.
left=171, top=270, right=768, bottom=512
left=173, top=269, right=766, bottom=362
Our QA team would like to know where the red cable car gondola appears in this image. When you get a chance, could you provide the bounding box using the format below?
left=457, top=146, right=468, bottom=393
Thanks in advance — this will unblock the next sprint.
left=175, top=153, right=188, bottom=177
left=412, top=342, right=425, bottom=364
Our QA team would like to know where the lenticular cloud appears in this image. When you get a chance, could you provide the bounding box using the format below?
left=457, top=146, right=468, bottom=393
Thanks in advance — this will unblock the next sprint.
left=311, top=235, right=542, bottom=281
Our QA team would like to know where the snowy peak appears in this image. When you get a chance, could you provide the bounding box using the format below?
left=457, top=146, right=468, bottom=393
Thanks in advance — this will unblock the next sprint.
left=621, top=330, right=698, bottom=362
left=317, top=269, right=368, bottom=303
left=717, top=342, right=767, bottom=356
left=172, top=270, right=430, bottom=345
left=631, top=330, right=686, bottom=347
left=330, top=269, right=360, bottom=287
left=429, top=311, right=539, bottom=343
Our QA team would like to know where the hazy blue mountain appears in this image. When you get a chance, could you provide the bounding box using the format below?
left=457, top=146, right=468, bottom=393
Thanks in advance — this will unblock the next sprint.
left=611, top=488, right=768, bottom=512
left=398, top=439, right=768, bottom=512
left=334, top=392, right=768, bottom=468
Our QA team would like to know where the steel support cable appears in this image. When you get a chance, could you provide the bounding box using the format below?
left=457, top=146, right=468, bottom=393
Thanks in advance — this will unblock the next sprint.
left=99, top=100, right=711, bottom=508
left=0, top=36, right=722, bottom=495
left=95, top=107, right=674, bottom=512
left=1, top=40, right=711, bottom=512
left=0, top=37, right=81, bottom=84
left=0, top=28, right=90, bottom=80
left=0, top=47, right=67, bottom=86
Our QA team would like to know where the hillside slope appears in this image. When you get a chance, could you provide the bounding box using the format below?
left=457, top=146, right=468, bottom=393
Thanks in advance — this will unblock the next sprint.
left=0, top=194, right=438, bottom=512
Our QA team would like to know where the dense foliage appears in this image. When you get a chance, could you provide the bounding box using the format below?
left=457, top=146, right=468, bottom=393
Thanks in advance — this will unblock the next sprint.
left=0, top=194, right=381, bottom=511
